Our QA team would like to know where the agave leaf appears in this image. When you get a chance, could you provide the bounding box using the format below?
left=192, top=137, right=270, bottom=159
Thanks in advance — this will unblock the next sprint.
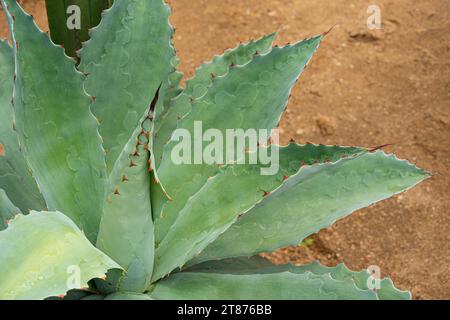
left=186, top=255, right=274, bottom=274
left=152, top=32, right=277, bottom=171
left=105, top=292, right=152, bottom=300
left=185, top=32, right=278, bottom=98
left=290, top=261, right=412, bottom=300
left=78, top=0, right=175, bottom=173
left=152, top=144, right=362, bottom=280
left=0, top=39, right=46, bottom=213
left=151, top=270, right=377, bottom=300
left=0, top=211, right=120, bottom=300
left=81, top=294, right=106, bottom=300
left=0, top=188, right=20, bottom=230
left=188, top=257, right=411, bottom=300
left=153, top=36, right=324, bottom=246
left=96, top=115, right=155, bottom=293
left=44, top=0, right=111, bottom=57
left=1, top=0, right=107, bottom=242
left=163, top=55, right=183, bottom=106
left=191, top=151, right=429, bottom=265
left=45, top=288, right=94, bottom=300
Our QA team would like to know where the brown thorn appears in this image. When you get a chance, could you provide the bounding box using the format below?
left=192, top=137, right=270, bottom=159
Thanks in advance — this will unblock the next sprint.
left=114, top=188, right=120, bottom=195
left=149, top=83, right=162, bottom=113
left=121, top=175, right=128, bottom=182
left=323, top=24, right=338, bottom=37
left=368, top=143, right=394, bottom=152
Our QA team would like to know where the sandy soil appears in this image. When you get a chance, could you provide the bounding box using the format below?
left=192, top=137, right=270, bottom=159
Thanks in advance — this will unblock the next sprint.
left=1, top=0, right=449, bottom=299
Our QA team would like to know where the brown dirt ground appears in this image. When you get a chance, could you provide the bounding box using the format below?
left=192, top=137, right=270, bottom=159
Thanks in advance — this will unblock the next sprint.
left=1, top=0, right=449, bottom=299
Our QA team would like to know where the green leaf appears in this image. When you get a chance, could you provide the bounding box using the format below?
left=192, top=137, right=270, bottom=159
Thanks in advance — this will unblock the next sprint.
left=153, top=36, right=324, bottom=247
left=192, top=151, right=429, bottom=265
left=79, top=0, right=175, bottom=173
left=96, top=116, right=154, bottom=293
left=105, top=292, right=152, bottom=300
left=2, top=0, right=107, bottom=242
left=0, top=211, right=120, bottom=300
left=163, top=55, right=183, bottom=106
left=45, top=288, right=94, bottom=300
left=185, top=32, right=278, bottom=98
left=188, top=257, right=411, bottom=300
left=289, top=261, right=412, bottom=300
left=0, top=39, right=46, bottom=213
left=151, top=271, right=378, bottom=300
left=44, top=0, right=112, bottom=57
left=152, top=144, right=361, bottom=280
left=153, top=32, right=278, bottom=170
left=80, top=294, right=106, bottom=300
left=0, top=188, right=20, bottom=230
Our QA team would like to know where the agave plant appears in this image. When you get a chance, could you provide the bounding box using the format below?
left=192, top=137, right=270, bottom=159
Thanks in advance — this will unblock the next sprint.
left=0, top=0, right=428, bottom=300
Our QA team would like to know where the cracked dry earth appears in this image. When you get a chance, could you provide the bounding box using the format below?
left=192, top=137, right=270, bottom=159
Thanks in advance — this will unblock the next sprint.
left=1, top=0, right=449, bottom=299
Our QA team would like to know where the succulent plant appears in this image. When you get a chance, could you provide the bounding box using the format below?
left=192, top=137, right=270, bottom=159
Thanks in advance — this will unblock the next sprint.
left=0, top=0, right=428, bottom=300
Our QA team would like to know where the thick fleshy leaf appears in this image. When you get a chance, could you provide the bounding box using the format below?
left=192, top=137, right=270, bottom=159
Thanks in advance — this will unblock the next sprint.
left=1, top=0, right=106, bottom=242
left=188, top=257, right=411, bottom=300
left=0, top=211, right=120, bottom=300
left=44, top=0, right=111, bottom=57
left=153, top=32, right=277, bottom=171
left=0, top=39, right=45, bottom=213
left=185, top=32, right=278, bottom=98
left=105, top=292, right=152, bottom=300
left=153, top=36, right=324, bottom=246
left=0, top=188, right=20, bottom=230
left=152, top=144, right=362, bottom=280
left=79, top=0, right=175, bottom=173
left=45, top=288, right=95, bottom=300
left=163, top=55, right=183, bottom=106
left=96, top=116, right=155, bottom=293
left=191, top=151, right=429, bottom=265
left=151, top=271, right=377, bottom=300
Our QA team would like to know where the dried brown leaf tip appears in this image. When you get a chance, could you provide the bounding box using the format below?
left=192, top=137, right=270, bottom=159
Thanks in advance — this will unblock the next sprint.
left=0, top=143, right=5, bottom=156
